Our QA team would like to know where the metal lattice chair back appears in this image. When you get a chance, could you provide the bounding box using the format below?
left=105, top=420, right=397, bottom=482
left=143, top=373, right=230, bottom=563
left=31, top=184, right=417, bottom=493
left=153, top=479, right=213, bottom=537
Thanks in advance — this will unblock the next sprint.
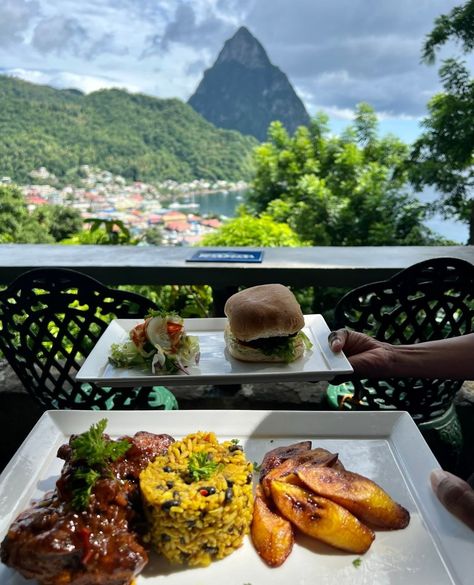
left=333, top=257, right=474, bottom=422
left=0, top=268, right=175, bottom=410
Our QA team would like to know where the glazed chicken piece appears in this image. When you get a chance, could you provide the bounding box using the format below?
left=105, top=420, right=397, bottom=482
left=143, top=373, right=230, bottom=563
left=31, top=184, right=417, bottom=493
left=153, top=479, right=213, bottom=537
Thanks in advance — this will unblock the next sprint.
left=1, top=431, right=174, bottom=585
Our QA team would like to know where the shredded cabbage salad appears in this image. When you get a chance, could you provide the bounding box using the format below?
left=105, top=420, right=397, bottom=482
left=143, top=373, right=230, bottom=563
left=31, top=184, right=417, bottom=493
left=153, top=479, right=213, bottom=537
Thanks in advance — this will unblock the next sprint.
left=109, top=311, right=200, bottom=375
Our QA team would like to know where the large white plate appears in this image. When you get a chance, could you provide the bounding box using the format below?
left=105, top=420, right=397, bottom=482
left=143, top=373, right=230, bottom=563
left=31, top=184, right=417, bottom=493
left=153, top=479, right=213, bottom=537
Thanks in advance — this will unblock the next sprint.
left=1, top=410, right=472, bottom=585
left=76, top=315, right=353, bottom=386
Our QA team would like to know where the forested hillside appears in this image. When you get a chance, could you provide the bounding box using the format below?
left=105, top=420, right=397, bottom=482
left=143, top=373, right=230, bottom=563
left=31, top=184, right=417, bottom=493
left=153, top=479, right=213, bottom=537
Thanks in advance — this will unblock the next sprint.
left=0, top=76, right=257, bottom=184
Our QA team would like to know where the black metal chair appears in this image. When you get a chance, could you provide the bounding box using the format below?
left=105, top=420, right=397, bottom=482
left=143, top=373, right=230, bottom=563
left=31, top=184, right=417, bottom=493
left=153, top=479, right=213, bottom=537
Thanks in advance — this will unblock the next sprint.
left=327, top=257, right=474, bottom=472
left=0, top=268, right=177, bottom=410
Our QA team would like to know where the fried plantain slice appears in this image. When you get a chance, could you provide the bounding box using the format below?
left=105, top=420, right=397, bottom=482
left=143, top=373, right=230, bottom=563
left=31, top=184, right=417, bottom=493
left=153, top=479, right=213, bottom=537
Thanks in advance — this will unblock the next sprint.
left=270, top=480, right=375, bottom=554
left=251, top=485, right=294, bottom=567
left=262, top=448, right=342, bottom=498
left=297, top=466, right=410, bottom=530
left=259, top=440, right=312, bottom=481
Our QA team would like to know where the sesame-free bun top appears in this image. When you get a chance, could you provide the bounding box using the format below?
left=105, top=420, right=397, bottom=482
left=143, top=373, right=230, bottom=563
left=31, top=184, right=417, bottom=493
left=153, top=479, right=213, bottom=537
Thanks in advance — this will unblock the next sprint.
left=224, top=284, right=305, bottom=342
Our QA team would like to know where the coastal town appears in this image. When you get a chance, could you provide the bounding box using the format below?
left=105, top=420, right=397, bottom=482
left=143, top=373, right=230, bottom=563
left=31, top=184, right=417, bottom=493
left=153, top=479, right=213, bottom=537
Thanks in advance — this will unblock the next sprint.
left=2, top=166, right=247, bottom=246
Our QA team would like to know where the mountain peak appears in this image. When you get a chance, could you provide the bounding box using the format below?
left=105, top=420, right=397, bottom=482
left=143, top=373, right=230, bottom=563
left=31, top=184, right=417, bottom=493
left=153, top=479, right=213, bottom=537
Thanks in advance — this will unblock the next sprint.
left=215, top=26, right=271, bottom=69
left=188, top=27, right=310, bottom=141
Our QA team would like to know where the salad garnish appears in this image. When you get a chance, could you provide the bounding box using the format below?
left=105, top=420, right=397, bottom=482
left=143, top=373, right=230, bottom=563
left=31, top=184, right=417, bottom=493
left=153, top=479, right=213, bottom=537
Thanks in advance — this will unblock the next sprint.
left=109, top=312, right=200, bottom=375
left=187, top=452, right=219, bottom=481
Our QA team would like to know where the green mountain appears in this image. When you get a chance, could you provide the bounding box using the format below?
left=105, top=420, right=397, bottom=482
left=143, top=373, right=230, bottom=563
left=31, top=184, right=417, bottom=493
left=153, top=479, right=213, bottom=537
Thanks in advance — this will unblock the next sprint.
left=0, top=75, right=257, bottom=185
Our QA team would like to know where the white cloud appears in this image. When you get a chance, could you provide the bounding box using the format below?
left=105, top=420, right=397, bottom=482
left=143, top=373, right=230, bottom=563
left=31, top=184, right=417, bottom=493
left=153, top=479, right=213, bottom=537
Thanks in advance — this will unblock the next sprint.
left=3, top=67, right=140, bottom=94
left=318, top=106, right=356, bottom=121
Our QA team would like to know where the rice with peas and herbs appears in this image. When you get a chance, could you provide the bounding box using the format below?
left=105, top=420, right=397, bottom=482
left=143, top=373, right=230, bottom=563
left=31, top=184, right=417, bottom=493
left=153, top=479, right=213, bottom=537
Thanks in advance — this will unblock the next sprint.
left=139, top=431, right=254, bottom=567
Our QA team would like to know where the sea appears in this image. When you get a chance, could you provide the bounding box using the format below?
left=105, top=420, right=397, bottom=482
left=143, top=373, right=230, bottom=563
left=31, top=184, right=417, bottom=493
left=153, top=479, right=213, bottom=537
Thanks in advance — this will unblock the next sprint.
left=418, top=188, right=468, bottom=244
left=170, top=188, right=469, bottom=244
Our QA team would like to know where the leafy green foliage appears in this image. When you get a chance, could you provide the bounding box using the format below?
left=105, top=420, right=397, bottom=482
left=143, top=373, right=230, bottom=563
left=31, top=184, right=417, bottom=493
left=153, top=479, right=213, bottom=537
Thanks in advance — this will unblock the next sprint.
left=422, top=0, right=474, bottom=64
left=120, top=284, right=213, bottom=318
left=410, top=61, right=474, bottom=225
left=0, top=76, right=257, bottom=185
left=0, top=184, right=84, bottom=243
left=70, top=418, right=131, bottom=510
left=61, top=218, right=138, bottom=245
left=246, top=106, right=449, bottom=246
left=32, top=205, right=83, bottom=242
left=71, top=468, right=101, bottom=510
left=71, top=418, right=130, bottom=466
left=142, top=226, right=164, bottom=246
left=410, top=1, right=474, bottom=242
left=200, top=208, right=305, bottom=246
left=187, top=451, right=219, bottom=482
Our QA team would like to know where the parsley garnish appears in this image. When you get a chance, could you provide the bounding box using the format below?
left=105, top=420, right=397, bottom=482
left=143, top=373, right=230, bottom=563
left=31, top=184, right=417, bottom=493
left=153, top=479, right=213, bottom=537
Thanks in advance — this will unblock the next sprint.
left=231, top=438, right=240, bottom=445
left=352, top=558, right=362, bottom=568
left=253, top=461, right=262, bottom=472
left=69, top=419, right=130, bottom=510
left=71, top=468, right=101, bottom=510
left=187, top=451, right=219, bottom=481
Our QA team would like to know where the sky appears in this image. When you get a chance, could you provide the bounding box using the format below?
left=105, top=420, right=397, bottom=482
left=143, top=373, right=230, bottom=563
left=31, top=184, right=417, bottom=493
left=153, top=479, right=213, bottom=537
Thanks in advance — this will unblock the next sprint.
left=0, top=0, right=471, bottom=144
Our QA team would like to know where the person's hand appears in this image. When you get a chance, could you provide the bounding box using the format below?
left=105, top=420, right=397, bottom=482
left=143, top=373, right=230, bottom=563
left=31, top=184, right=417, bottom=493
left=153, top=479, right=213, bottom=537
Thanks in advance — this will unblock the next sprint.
left=328, top=329, right=395, bottom=378
left=430, top=469, right=474, bottom=530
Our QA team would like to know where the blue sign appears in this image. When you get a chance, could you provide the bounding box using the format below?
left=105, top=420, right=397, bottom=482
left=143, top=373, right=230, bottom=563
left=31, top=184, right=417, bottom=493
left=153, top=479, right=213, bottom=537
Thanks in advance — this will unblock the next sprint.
left=187, top=250, right=264, bottom=263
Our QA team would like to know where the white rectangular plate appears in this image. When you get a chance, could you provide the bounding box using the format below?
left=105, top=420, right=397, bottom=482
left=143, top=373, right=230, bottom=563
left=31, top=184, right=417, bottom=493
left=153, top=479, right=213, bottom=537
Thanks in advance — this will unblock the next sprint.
left=1, top=410, right=472, bottom=585
left=76, top=315, right=353, bottom=386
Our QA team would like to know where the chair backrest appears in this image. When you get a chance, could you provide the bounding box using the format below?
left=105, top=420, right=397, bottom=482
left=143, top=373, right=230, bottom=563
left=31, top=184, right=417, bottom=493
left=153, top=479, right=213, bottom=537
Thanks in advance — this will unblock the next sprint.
left=0, top=268, right=159, bottom=409
left=333, top=257, right=474, bottom=422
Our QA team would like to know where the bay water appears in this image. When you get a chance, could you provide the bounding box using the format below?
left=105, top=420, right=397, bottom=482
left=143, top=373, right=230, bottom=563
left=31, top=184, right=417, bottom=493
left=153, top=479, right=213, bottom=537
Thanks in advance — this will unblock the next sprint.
left=177, top=188, right=468, bottom=244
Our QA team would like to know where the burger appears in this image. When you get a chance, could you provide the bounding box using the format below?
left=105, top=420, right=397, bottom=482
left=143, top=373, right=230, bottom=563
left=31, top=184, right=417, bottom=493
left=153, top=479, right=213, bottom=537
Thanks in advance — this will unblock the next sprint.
left=224, top=283, right=310, bottom=363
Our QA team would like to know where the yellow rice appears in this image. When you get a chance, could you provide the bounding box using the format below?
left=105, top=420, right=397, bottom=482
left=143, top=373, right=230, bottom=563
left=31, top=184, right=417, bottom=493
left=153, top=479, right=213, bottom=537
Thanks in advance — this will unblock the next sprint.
left=139, top=431, right=254, bottom=567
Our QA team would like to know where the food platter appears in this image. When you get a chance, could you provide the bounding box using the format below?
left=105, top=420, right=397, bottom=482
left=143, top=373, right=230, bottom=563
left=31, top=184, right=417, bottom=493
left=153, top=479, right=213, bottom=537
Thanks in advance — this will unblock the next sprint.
left=0, top=410, right=472, bottom=585
left=76, top=315, right=353, bottom=386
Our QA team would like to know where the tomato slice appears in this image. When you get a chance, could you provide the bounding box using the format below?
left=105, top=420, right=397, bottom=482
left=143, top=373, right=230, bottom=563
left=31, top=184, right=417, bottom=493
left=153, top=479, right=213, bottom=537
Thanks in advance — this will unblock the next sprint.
left=167, top=321, right=183, bottom=336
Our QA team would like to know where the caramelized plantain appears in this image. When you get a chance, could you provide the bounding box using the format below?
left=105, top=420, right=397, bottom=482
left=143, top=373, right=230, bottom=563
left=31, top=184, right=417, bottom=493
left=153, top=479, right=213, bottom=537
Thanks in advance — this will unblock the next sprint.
left=297, top=466, right=410, bottom=530
left=251, top=485, right=294, bottom=567
left=270, top=480, right=375, bottom=554
left=262, top=448, right=342, bottom=498
left=259, top=440, right=312, bottom=481
left=262, top=457, right=304, bottom=498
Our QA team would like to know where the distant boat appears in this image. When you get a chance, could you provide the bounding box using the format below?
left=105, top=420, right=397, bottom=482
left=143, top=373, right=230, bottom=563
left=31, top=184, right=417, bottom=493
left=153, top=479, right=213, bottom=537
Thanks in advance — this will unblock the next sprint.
left=169, top=201, right=199, bottom=210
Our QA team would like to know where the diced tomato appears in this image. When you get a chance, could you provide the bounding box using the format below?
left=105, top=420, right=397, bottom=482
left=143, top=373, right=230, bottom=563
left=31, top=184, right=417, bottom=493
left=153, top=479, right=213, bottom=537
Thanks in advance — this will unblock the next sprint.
left=167, top=321, right=183, bottom=336
left=167, top=321, right=184, bottom=351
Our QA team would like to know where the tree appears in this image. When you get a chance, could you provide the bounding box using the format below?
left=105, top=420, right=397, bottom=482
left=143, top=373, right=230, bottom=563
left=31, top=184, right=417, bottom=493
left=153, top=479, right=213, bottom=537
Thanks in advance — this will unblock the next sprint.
left=422, top=0, right=474, bottom=64
left=199, top=208, right=305, bottom=247
left=141, top=225, right=164, bottom=246
left=410, top=1, right=474, bottom=242
left=0, top=185, right=54, bottom=243
left=30, top=205, right=83, bottom=241
left=247, top=107, right=447, bottom=246
left=0, top=185, right=28, bottom=242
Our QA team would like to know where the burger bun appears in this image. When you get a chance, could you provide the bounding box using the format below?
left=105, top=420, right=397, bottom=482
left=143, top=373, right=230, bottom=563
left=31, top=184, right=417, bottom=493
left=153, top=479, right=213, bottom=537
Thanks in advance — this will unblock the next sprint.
left=224, top=283, right=304, bottom=342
